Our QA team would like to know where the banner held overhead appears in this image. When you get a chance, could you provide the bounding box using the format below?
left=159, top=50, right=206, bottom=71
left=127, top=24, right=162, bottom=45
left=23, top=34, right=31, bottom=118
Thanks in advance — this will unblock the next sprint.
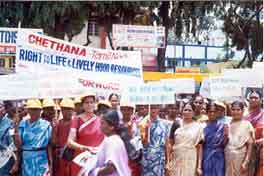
left=16, top=30, right=143, bottom=83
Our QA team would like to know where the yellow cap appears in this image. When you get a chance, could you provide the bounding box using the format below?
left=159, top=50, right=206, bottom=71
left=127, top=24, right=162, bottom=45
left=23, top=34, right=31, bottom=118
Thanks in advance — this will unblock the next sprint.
left=26, top=99, right=42, bottom=109
left=42, top=99, right=55, bottom=108
left=121, top=101, right=135, bottom=109
left=60, top=98, right=74, bottom=109
left=215, top=101, right=226, bottom=109
left=80, top=92, right=96, bottom=102
left=74, top=97, right=81, bottom=104
left=97, top=100, right=111, bottom=108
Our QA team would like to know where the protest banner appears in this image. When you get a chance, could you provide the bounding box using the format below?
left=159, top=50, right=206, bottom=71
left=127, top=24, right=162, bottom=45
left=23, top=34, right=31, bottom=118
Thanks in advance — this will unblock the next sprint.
left=200, top=76, right=242, bottom=99
left=223, top=69, right=263, bottom=88
left=122, top=82, right=176, bottom=105
left=0, top=28, right=43, bottom=54
left=112, top=24, right=165, bottom=48
left=16, top=30, right=143, bottom=84
left=200, top=78, right=211, bottom=98
left=0, top=71, right=125, bottom=100
left=209, top=76, right=242, bottom=98
left=160, top=78, right=195, bottom=94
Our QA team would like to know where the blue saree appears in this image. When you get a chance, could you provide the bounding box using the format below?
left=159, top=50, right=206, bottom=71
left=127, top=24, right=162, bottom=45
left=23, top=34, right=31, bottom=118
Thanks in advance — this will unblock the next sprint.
left=142, top=118, right=171, bottom=176
left=202, top=120, right=225, bottom=176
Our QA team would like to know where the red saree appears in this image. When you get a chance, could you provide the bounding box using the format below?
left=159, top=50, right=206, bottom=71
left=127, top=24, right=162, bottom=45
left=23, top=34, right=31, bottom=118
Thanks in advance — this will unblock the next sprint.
left=70, top=116, right=104, bottom=176
left=54, top=120, right=71, bottom=176
left=255, top=123, right=263, bottom=176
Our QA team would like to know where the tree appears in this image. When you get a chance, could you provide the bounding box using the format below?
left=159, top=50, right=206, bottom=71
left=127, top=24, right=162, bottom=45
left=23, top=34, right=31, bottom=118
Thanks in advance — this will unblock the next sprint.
left=0, top=2, right=23, bottom=27
left=157, top=2, right=171, bottom=72
left=1, top=2, right=261, bottom=70
left=222, top=1, right=263, bottom=67
left=168, top=1, right=263, bottom=68
left=92, top=2, right=159, bottom=50
left=0, top=2, right=89, bottom=40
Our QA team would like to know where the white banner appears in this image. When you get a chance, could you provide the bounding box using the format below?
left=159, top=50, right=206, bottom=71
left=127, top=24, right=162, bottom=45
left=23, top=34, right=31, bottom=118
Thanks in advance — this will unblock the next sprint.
left=112, top=24, right=165, bottom=48
left=122, top=82, right=176, bottom=105
left=200, top=76, right=242, bottom=99
left=160, top=78, right=195, bottom=94
left=223, top=69, right=263, bottom=88
left=210, top=76, right=242, bottom=98
left=200, top=78, right=211, bottom=98
left=0, top=71, right=126, bottom=100
left=0, top=28, right=43, bottom=54
left=16, top=30, right=143, bottom=84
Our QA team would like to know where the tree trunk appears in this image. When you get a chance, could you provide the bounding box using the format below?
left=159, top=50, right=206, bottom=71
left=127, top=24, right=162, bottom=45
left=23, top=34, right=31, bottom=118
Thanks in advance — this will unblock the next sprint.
left=157, top=1, right=170, bottom=72
left=254, top=3, right=262, bottom=62
left=84, top=11, right=92, bottom=46
left=157, top=27, right=168, bottom=72
left=54, top=14, right=65, bottom=39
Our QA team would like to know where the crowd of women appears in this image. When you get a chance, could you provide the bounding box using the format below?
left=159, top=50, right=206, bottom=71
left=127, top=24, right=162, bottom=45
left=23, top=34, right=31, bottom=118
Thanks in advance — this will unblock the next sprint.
left=0, top=89, right=263, bottom=176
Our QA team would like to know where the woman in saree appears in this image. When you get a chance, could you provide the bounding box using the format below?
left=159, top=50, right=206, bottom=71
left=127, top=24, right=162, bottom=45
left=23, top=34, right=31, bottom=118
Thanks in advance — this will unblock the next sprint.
left=140, top=104, right=171, bottom=176
left=16, top=99, right=53, bottom=176
left=202, top=102, right=227, bottom=176
left=166, top=102, right=203, bottom=176
left=120, top=102, right=141, bottom=176
left=225, top=101, right=254, bottom=176
left=67, top=92, right=104, bottom=176
left=53, top=98, right=75, bottom=176
left=89, top=110, right=131, bottom=176
left=244, top=90, right=263, bottom=176
left=255, top=122, right=263, bottom=176
left=245, top=90, right=263, bottom=128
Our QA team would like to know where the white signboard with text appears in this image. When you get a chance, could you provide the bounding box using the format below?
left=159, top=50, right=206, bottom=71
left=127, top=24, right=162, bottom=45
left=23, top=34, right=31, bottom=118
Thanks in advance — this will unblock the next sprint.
left=113, top=24, right=165, bottom=48
left=16, top=30, right=143, bottom=84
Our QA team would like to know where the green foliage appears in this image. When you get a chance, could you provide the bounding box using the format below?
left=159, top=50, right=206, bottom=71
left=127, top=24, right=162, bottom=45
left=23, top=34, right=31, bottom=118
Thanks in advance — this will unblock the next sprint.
left=0, top=1, right=262, bottom=69
left=222, top=1, right=263, bottom=67
left=0, top=2, right=88, bottom=39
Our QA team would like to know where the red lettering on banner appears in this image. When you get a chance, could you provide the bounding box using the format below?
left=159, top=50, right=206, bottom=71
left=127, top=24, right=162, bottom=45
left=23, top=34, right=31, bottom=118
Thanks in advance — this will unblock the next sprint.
left=28, top=34, right=35, bottom=43
left=42, top=38, right=48, bottom=47
left=72, top=46, right=79, bottom=55
left=56, top=43, right=64, bottom=51
left=79, top=49, right=86, bottom=56
left=89, top=50, right=128, bottom=60
left=78, top=78, right=120, bottom=91
left=50, top=40, right=56, bottom=49
left=0, top=45, right=16, bottom=53
left=35, top=36, right=42, bottom=45
left=86, top=80, right=94, bottom=87
left=63, top=45, right=70, bottom=53
left=95, top=82, right=102, bottom=89
left=28, top=34, right=86, bottom=57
